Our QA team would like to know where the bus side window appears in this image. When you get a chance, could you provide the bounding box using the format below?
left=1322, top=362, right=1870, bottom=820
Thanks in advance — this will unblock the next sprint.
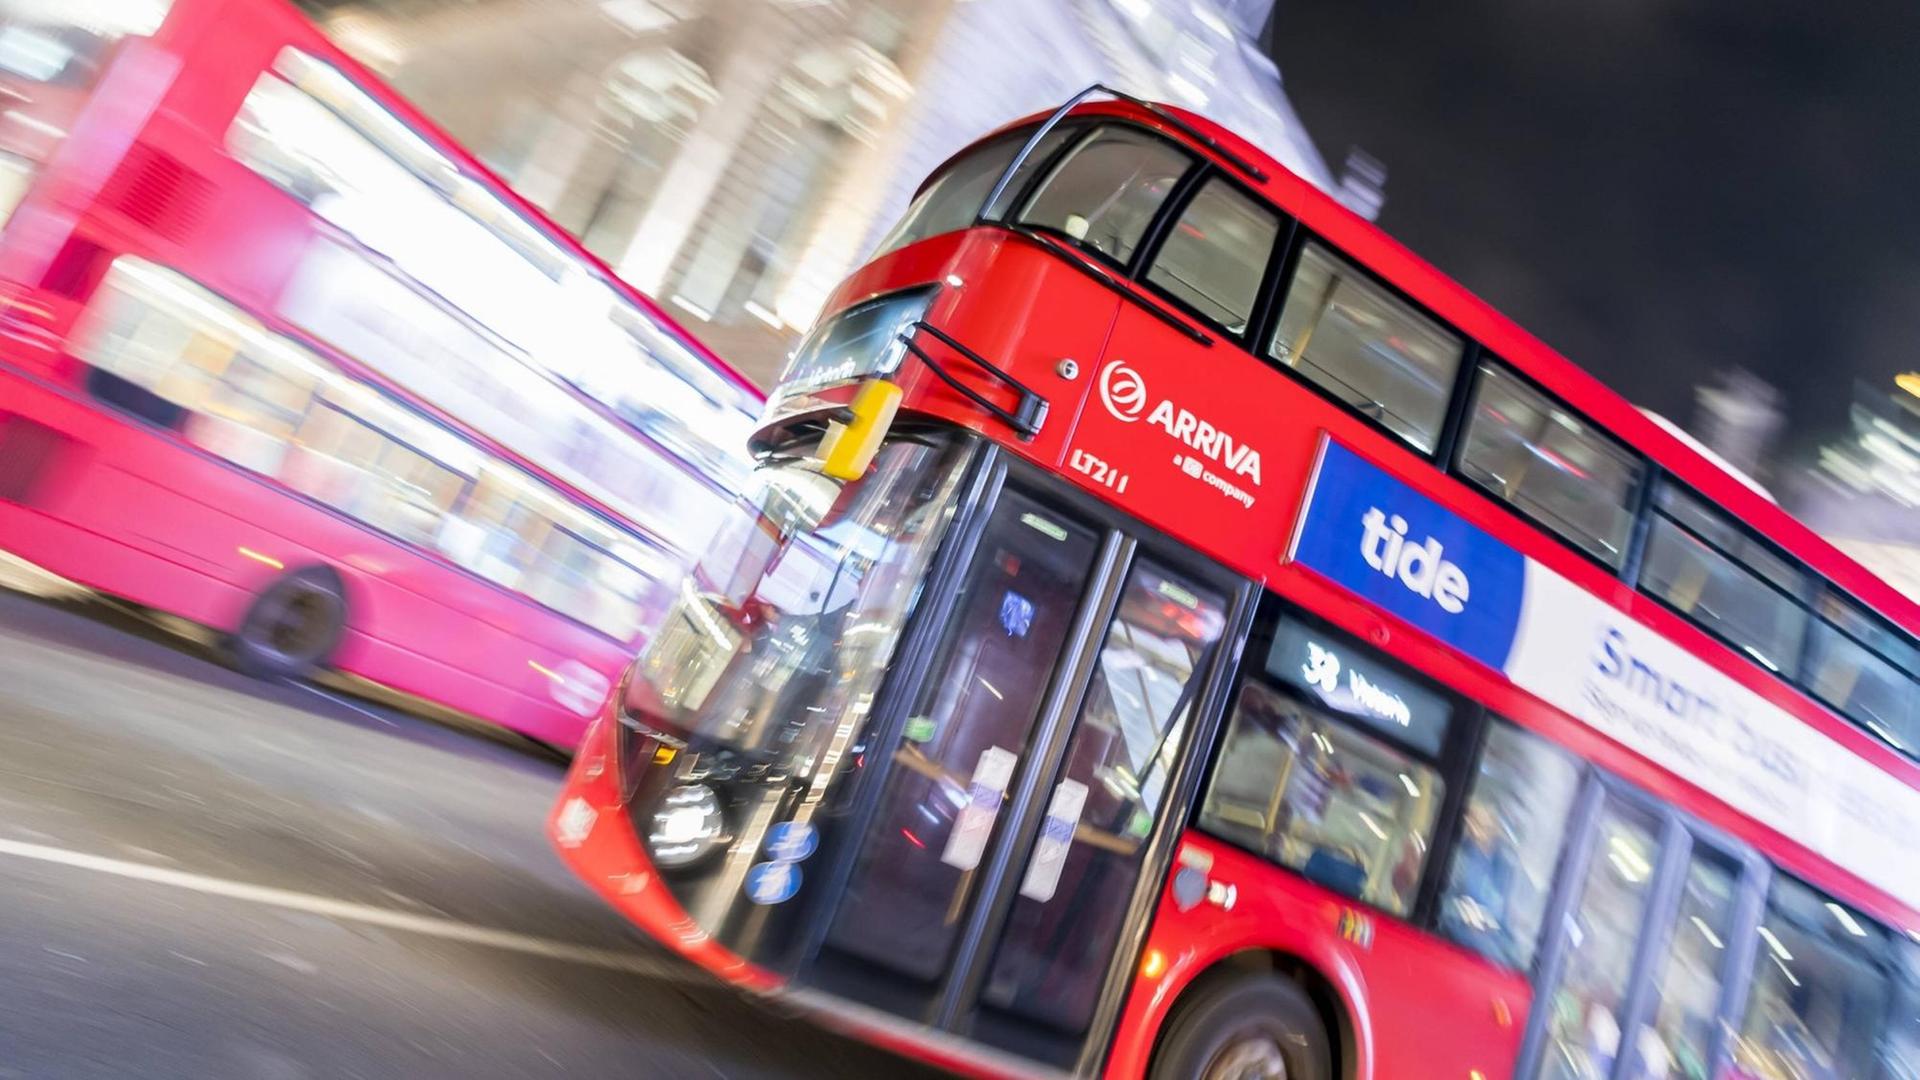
left=1640, top=483, right=1809, bottom=676
left=1199, top=679, right=1444, bottom=917
left=1455, top=361, right=1643, bottom=568
left=1435, top=720, right=1581, bottom=970
left=1268, top=242, right=1464, bottom=454
left=1731, top=878, right=1894, bottom=1080
left=1016, top=126, right=1192, bottom=266
left=1144, top=176, right=1281, bottom=336
left=1804, top=594, right=1920, bottom=756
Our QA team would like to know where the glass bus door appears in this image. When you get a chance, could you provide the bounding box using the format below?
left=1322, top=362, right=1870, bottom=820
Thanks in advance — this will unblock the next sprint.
left=805, top=470, right=1239, bottom=1069
left=815, top=487, right=1105, bottom=1008
left=963, top=554, right=1228, bottom=1066
left=1523, top=782, right=1766, bottom=1080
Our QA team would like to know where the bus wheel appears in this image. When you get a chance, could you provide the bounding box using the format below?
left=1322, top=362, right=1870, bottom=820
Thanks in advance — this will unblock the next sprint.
left=232, top=565, right=347, bottom=679
left=1152, top=974, right=1332, bottom=1080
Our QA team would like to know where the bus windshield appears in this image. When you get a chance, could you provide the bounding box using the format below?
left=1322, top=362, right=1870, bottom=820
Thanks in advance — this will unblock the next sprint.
left=628, top=436, right=972, bottom=764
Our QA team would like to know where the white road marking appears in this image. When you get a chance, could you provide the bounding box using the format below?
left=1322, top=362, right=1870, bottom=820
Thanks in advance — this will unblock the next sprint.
left=283, top=678, right=398, bottom=728
left=0, top=836, right=681, bottom=978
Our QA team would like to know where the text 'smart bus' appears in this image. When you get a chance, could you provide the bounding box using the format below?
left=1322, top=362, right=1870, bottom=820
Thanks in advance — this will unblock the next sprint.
left=551, top=88, right=1920, bottom=1078
left=0, top=0, right=760, bottom=746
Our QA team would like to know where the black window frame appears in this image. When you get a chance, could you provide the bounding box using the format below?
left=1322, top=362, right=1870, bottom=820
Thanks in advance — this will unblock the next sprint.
left=1449, top=355, right=1653, bottom=576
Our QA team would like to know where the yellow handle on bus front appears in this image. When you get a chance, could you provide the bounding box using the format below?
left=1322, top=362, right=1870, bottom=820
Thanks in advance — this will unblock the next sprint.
left=818, top=379, right=902, bottom=481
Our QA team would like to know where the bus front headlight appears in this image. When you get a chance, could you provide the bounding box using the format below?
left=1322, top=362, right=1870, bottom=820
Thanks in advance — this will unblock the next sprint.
left=646, top=783, right=726, bottom=868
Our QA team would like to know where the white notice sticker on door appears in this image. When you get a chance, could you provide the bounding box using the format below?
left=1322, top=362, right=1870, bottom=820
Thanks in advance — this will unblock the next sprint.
left=1018, top=778, right=1089, bottom=903
left=940, top=746, right=1018, bottom=872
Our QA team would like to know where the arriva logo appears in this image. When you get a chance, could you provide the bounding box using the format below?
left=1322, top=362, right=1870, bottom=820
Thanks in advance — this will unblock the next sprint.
left=1099, top=360, right=1148, bottom=422
left=1095, top=359, right=1262, bottom=484
left=1359, top=507, right=1470, bottom=614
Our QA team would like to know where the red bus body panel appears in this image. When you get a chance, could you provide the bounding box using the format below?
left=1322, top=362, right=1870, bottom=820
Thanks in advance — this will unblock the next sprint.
left=549, top=715, right=784, bottom=991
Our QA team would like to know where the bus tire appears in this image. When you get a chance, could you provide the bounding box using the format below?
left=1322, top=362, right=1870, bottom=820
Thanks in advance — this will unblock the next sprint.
left=1151, top=973, right=1333, bottom=1080
left=231, top=565, right=348, bottom=680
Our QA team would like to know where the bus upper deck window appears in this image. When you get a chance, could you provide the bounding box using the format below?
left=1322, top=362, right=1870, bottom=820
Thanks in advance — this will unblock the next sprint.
left=1805, top=595, right=1920, bottom=755
left=872, top=126, right=1078, bottom=259
left=1640, top=483, right=1809, bottom=676
left=1146, top=176, right=1281, bottom=336
left=1457, top=362, right=1643, bottom=568
left=1016, top=126, right=1190, bottom=266
left=1269, top=242, right=1464, bottom=454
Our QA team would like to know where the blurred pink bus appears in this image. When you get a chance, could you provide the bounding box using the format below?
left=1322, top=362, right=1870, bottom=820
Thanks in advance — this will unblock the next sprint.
left=0, top=0, right=761, bottom=747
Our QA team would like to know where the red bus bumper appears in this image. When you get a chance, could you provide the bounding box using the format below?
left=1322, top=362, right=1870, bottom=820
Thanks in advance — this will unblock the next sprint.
left=545, top=710, right=784, bottom=993
left=546, top=711, right=1058, bottom=1080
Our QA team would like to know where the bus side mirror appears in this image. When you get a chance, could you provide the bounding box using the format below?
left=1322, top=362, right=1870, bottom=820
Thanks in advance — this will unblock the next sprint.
left=818, top=379, right=902, bottom=481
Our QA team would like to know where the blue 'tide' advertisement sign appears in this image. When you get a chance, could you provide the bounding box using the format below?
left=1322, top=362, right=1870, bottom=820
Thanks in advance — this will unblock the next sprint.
left=1290, top=440, right=1526, bottom=670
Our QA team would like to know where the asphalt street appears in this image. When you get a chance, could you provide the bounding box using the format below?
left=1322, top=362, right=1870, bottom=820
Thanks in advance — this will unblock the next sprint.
left=0, top=588, right=939, bottom=1079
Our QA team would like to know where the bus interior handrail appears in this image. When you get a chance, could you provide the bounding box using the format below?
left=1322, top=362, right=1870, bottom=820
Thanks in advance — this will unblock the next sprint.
left=1005, top=223, right=1214, bottom=347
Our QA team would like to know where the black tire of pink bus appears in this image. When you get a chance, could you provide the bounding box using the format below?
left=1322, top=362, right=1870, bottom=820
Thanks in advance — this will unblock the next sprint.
left=1150, top=973, right=1333, bottom=1080
left=230, top=565, right=348, bottom=680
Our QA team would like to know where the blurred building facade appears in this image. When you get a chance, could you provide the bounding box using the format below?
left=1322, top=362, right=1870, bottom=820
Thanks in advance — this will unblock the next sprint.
left=298, top=0, right=1361, bottom=384
left=1790, top=379, right=1920, bottom=601
left=1691, top=367, right=1784, bottom=485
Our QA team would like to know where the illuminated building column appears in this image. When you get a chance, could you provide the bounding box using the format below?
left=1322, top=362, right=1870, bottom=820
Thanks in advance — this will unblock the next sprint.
left=766, top=1, right=959, bottom=331
left=612, top=9, right=791, bottom=294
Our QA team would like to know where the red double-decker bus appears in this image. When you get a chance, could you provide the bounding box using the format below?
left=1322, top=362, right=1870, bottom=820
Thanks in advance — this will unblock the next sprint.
left=551, top=89, right=1920, bottom=1078
left=0, top=0, right=761, bottom=747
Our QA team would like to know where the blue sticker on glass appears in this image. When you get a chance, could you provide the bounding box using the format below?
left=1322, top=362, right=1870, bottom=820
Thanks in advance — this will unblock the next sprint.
left=1291, top=441, right=1526, bottom=671
left=1040, top=814, right=1075, bottom=843
left=745, top=861, right=801, bottom=905
left=764, top=821, right=819, bottom=863
left=999, top=590, right=1034, bottom=638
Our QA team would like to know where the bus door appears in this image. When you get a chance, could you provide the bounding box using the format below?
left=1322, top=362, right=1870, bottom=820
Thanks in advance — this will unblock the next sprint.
left=1519, top=779, right=1767, bottom=1080
left=805, top=459, right=1245, bottom=1069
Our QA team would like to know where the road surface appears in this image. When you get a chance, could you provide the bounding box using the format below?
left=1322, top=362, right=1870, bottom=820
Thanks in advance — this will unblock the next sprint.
left=0, top=589, right=941, bottom=1079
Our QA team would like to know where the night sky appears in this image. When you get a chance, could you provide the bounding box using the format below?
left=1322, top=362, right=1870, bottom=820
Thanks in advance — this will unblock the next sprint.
left=1271, top=1, right=1920, bottom=466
